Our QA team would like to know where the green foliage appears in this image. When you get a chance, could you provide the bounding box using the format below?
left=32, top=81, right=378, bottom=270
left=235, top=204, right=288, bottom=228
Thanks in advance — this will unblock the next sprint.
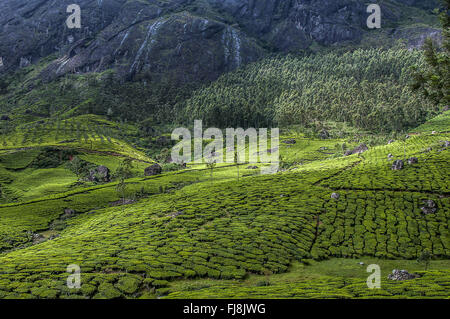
left=411, top=0, right=450, bottom=106
left=184, top=48, right=436, bottom=132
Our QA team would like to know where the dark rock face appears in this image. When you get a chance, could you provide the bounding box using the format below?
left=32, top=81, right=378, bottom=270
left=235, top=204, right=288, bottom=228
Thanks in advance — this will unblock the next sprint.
left=0, top=0, right=440, bottom=84
left=421, top=200, right=437, bottom=215
left=391, top=160, right=404, bottom=170
left=145, top=163, right=162, bottom=176
left=0, top=0, right=264, bottom=84
left=388, top=269, right=420, bottom=281
left=209, top=0, right=367, bottom=51
left=88, top=165, right=110, bottom=183
left=344, top=143, right=368, bottom=156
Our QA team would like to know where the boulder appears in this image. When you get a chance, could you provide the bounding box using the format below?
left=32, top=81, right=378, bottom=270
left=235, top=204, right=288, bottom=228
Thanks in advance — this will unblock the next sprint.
left=145, top=163, right=162, bottom=176
left=32, top=233, right=45, bottom=244
left=88, top=165, right=110, bottom=183
left=168, top=211, right=184, bottom=218
left=387, top=139, right=395, bottom=144
left=319, top=130, right=330, bottom=140
left=421, top=200, right=437, bottom=215
left=443, top=141, right=450, bottom=148
left=443, top=105, right=449, bottom=112
left=64, top=208, right=76, bottom=216
left=432, top=131, right=437, bottom=135
left=331, top=193, right=340, bottom=200
left=61, top=208, right=78, bottom=220
left=391, top=160, right=404, bottom=170
left=407, top=157, right=419, bottom=165
left=19, top=57, right=31, bottom=68
left=344, top=143, right=368, bottom=156
left=388, top=270, right=419, bottom=281
left=387, top=153, right=394, bottom=159
left=283, top=139, right=296, bottom=145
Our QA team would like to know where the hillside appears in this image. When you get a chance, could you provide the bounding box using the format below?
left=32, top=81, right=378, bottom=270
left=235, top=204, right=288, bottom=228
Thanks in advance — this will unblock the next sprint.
left=0, top=0, right=449, bottom=302
left=0, top=110, right=448, bottom=298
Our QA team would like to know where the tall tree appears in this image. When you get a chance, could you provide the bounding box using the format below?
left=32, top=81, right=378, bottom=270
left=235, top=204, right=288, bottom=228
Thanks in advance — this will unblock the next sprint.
left=412, top=0, right=450, bottom=107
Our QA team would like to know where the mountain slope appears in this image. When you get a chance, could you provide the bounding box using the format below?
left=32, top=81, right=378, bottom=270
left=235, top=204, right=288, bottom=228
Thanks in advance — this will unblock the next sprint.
left=0, top=0, right=441, bottom=85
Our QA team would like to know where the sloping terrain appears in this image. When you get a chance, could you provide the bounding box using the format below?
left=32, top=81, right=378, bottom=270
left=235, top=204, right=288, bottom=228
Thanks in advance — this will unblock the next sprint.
left=0, top=111, right=448, bottom=299
left=0, top=0, right=440, bottom=84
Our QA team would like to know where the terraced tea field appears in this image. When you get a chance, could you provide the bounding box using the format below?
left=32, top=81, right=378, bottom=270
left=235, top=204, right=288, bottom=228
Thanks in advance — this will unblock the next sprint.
left=0, top=112, right=448, bottom=299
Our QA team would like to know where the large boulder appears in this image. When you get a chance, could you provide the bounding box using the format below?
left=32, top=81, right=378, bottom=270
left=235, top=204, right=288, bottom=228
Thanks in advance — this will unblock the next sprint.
left=145, top=163, right=162, bottom=176
left=88, top=165, right=110, bottom=183
left=421, top=200, right=437, bottom=215
left=391, top=160, right=404, bottom=170
left=344, top=143, right=368, bottom=156
left=388, top=270, right=420, bottom=281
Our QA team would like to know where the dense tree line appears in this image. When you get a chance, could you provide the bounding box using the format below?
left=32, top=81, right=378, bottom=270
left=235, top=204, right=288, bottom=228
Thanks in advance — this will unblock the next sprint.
left=182, top=48, right=438, bottom=132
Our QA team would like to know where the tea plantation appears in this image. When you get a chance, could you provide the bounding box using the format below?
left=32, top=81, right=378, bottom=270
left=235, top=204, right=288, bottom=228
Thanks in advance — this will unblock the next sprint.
left=0, top=111, right=448, bottom=299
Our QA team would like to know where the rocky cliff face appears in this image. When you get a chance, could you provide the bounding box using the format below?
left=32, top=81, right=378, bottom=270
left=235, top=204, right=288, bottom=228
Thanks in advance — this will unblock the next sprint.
left=0, top=0, right=441, bottom=84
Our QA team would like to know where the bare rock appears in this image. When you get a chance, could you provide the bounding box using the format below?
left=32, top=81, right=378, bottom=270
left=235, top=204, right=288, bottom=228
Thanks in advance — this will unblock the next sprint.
left=319, top=130, right=330, bottom=140
left=283, top=139, right=296, bottom=145
left=421, top=200, right=437, bottom=215
left=145, top=163, right=162, bottom=176
left=345, top=143, right=368, bottom=156
left=388, top=270, right=420, bottom=281
left=32, top=233, right=45, bottom=244
left=331, top=193, right=340, bottom=200
left=407, top=157, right=419, bottom=165
left=391, top=160, right=404, bottom=170
left=168, top=211, right=184, bottom=218
left=88, top=165, right=110, bottom=183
